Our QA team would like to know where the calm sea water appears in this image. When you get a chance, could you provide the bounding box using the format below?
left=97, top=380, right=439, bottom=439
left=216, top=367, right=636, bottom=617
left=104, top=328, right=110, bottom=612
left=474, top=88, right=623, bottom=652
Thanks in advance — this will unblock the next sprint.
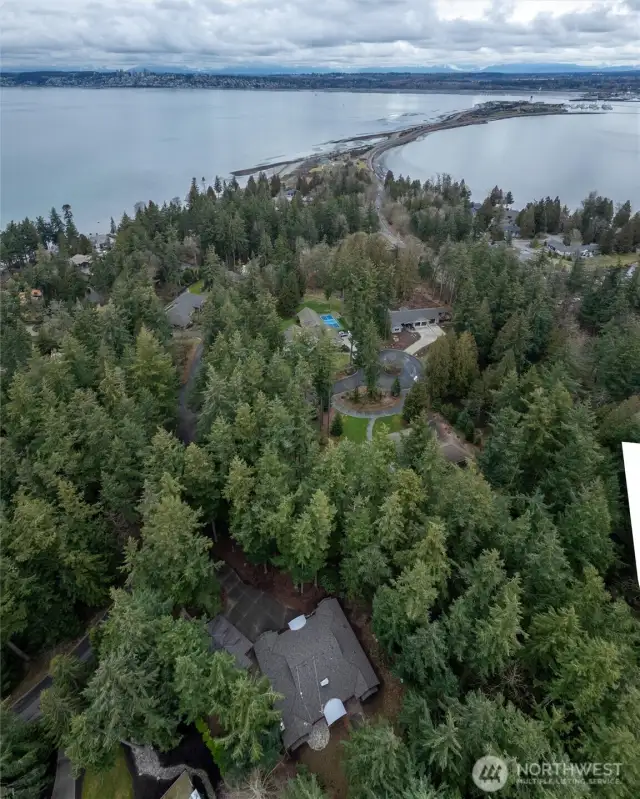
left=1, top=88, right=637, bottom=231
left=383, top=103, right=640, bottom=211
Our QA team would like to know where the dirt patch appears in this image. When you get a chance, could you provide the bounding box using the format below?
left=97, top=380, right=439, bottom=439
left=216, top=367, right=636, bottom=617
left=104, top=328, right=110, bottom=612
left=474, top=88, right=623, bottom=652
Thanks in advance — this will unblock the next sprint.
left=213, top=537, right=326, bottom=615
left=430, top=412, right=479, bottom=461
left=393, top=283, right=445, bottom=310
left=296, top=718, right=351, bottom=799
left=386, top=330, right=419, bottom=350
left=344, top=602, right=405, bottom=727
left=179, top=337, right=202, bottom=385
left=336, top=390, right=402, bottom=414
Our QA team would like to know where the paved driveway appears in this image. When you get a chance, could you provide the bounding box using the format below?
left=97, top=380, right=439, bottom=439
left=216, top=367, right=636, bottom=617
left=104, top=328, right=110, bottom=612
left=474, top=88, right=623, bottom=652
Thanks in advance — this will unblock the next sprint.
left=332, top=349, right=423, bottom=395
left=11, top=633, right=94, bottom=722
left=404, top=324, right=444, bottom=355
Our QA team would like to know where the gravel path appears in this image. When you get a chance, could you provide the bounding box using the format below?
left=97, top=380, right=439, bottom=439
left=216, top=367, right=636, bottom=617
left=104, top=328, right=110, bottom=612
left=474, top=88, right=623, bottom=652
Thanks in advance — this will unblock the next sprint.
left=129, top=743, right=216, bottom=799
left=366, top=418, right=375, bottom=441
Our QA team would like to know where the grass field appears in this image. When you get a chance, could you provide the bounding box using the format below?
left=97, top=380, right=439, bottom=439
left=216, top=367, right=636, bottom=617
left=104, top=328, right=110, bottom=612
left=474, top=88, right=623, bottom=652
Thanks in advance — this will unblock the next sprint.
left=83, top=747, right=133, bottom=799
left=589, top=252, right=638, bottom=268
left=341, top=416, right=369, bottom=443
left=373, top=414, right=405, bottom=435
left=188, top=279, right=205, bottom=294
left=333, top=351, right=352, bottom=375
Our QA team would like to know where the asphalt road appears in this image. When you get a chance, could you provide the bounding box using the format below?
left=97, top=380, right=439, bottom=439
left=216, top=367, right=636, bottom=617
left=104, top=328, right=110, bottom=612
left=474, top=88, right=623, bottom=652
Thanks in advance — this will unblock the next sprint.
left=333, top=349, right=423, bottom=395
left=11, top=634, right=93, bottom=722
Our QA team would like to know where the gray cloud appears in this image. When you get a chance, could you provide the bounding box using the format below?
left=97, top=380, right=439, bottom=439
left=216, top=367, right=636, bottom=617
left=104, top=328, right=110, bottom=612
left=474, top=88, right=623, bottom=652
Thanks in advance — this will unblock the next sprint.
left=1, top=0, right=638, bottom=69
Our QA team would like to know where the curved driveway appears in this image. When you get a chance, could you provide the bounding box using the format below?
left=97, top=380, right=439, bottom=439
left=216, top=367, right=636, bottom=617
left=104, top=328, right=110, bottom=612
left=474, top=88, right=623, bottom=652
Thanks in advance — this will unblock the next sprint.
left=332, top=349, right=423, bottom=395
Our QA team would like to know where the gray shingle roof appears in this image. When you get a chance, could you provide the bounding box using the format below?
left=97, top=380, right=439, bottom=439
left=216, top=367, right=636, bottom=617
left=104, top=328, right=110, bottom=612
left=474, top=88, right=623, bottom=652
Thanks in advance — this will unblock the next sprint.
left=206, top=615, right=253, bottom=669
left=166, top=291, right=207, bottom=327
left=254, top=598, right=379, bottom=751
left=545, top=237, right=599, bottom=256
left=70, top=254, right=92, bottom=267
left=297, top=306, right=323, bottom=328
left=389, top=306, right=451, bottom=326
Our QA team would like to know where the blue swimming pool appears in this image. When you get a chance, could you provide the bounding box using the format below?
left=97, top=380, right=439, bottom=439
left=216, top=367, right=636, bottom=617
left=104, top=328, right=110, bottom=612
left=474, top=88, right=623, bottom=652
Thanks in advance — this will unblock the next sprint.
left=321, top=313, right=340, bottom=328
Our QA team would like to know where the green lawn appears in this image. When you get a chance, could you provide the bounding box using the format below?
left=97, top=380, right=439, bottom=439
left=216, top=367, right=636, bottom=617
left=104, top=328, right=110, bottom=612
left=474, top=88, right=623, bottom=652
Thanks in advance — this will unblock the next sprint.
left=279, top=293, right=347, bottom=331
left=373, top=414, right=405, bottom=435
left=188, top=279, right=205, bottom=294
left=589, top=252, right=638, bottom=268
left=341, top=415, right=369, bottom=443
left=83, top=747, right=133, bottom=799
left=333, top=351, right=352, bottom=375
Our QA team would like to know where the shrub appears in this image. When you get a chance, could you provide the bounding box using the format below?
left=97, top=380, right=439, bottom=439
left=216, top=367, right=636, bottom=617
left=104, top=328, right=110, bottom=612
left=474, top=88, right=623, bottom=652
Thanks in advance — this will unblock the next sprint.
left=196, top=717, right=234, bottom=776
left=391, top=376, right=401, bottom=397
left=440, top=402, right=458, bottom=425
left=455, top=409, right=475, bottom=441
left=318, top=567, right=341, bottom=595
left=181, top=267, right=196, bottom=285
left=330, top=412, right=344, bottom=437
left=402, top=379, right=429, bottom=422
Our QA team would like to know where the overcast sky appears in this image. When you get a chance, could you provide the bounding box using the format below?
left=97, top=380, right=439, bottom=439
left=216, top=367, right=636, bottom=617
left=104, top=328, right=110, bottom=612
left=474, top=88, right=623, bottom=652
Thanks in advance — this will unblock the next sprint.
left=2, top=0, right=639, bottom=70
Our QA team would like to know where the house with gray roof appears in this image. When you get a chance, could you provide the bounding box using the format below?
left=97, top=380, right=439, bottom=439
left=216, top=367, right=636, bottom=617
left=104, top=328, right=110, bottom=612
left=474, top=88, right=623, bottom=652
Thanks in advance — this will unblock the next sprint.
left=297, top=306, right=324, bottom=329
left=253, top=598, right=379, bottom=752
left=70, top=253, right=93, bottom=278
left=69, top=253, right=92, bottom=267
left=389, top=306, right=451, bottom=333
left=288, top=306, right=341, bottom=346
left=498, top=209, right=521, bottom=238
left=545, top=237, right=599, bottom=258
left=166, top=291, right=207, bottom=328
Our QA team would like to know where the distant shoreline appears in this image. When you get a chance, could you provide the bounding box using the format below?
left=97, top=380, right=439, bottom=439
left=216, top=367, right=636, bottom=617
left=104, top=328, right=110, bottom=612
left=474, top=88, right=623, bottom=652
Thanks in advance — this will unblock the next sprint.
left=2, top=69, right=639, bottom=100
left=0, top=84, right=582, bottom=97
left=231, top=101, right=582, bottom=179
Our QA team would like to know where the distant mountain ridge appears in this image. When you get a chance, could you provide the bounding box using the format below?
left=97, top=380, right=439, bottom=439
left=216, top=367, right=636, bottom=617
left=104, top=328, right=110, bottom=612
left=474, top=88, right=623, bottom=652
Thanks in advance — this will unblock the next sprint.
left=479, top=63, right=640, bottom=74
left=5, top=63, right=639, bottom=75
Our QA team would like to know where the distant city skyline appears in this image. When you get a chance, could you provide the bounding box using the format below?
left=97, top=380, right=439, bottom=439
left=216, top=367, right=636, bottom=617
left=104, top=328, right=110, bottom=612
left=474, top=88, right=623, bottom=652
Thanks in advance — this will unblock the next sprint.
left=2, top=0, right=639, bottom=71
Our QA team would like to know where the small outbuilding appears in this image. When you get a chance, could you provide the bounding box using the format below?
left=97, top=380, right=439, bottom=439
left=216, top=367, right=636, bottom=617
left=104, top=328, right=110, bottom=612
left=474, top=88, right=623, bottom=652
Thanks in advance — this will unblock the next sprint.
left=160, top=772, right=202, bottom=799
left=206, top=615, right=253, bottom=670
